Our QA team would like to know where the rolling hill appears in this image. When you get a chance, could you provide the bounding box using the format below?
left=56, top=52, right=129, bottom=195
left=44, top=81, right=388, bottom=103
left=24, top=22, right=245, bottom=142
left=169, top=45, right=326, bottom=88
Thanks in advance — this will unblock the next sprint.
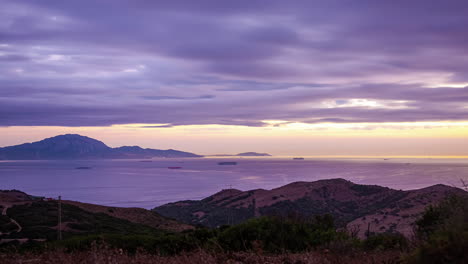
left=153, top=179, right=467, bottom=237
left=0, top=190, right=192, bottom=243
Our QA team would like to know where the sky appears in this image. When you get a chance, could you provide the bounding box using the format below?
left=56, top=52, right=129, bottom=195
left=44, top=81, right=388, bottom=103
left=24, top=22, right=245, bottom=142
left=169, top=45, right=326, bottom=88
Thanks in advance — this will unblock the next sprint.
left=1, top=0, right=468, bottom=156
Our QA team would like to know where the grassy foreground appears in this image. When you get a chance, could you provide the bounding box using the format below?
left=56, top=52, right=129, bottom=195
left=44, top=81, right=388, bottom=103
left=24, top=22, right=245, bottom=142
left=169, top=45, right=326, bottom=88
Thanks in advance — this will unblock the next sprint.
left=0, top=247, right=402, bottom=264
left=0, top=195, right=466, bottom=264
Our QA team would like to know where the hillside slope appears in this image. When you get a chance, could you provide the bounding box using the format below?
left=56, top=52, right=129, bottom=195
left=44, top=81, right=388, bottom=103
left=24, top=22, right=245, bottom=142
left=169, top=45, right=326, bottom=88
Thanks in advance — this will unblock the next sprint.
left=63, top=200, right=192, bottom=232
left=0, top=190, right=192, bottom=242
left=154, top=179, right=467, bottom=237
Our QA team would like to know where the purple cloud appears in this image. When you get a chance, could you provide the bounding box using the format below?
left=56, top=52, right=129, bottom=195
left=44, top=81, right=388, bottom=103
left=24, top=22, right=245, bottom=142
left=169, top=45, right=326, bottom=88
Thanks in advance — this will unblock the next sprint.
left=0, top=0, right=467, bottom=127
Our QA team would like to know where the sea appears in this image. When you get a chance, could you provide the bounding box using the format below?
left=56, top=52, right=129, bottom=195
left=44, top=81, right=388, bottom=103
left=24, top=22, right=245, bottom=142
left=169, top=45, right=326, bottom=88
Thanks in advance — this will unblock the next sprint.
left=1, top=157, right=467, bottom=209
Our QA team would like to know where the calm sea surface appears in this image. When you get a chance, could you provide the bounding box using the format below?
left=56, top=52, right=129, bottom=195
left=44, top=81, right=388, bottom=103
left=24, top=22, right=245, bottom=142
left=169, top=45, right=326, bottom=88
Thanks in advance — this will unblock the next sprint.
left=1, top=158, right=467, bottom=209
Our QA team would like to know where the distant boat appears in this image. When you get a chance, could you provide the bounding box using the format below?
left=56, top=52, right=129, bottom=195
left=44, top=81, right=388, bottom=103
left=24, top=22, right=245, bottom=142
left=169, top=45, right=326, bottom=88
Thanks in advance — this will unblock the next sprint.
left=218, top=162, right=237, bottom=165
left=139, top=160, right=152, bottom=162
left=168, top=166, right=182, bottom=169
left=75, top=166, right=92, bottom=169
left=293, top=157, right=304, bottom=160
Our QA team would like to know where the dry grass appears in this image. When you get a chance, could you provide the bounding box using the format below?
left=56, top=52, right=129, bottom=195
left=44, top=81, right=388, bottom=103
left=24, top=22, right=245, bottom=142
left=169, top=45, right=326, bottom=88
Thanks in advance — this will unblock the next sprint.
left=0, top=247, right=402, bottom=264
left=62, top=200, right=193, bottom=232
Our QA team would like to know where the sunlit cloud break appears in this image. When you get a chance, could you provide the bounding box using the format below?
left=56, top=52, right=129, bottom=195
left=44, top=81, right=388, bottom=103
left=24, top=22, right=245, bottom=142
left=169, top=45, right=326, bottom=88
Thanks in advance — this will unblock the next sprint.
left=1, top=0, right=468, bottom=128
left=0, top=0, right=468, bottom=156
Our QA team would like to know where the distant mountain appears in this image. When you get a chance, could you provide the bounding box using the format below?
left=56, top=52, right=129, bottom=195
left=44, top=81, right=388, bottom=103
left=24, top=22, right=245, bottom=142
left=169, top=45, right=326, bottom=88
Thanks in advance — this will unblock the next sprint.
left=208, top=152, right=271, bottom=157
left=153, top=179, right=467, bottom=237
left=236, top=152, right=271, bottom=156
left=113, top=146, right=202, bottom=158
left=0, top=134, right=202, bottom=160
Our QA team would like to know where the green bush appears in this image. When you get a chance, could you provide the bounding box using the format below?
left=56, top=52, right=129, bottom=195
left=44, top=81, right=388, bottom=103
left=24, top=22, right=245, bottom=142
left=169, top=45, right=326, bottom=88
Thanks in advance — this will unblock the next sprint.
left=363, top=233, right=408, bottom=251
left=406, top=195, right=468, bottom=264
left=46, top=227, right=219, bottom=256
left=6, top=201, right=163, bottom=240
left=2, top=214, right=360, bottom=255
left=217, top=215, right=340, bottom=253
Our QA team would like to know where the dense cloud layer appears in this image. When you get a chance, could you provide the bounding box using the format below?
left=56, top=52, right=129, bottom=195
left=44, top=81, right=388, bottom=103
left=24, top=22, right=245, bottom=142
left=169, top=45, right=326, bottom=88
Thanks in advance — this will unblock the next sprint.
left=1, top=0, right=468, bottom=126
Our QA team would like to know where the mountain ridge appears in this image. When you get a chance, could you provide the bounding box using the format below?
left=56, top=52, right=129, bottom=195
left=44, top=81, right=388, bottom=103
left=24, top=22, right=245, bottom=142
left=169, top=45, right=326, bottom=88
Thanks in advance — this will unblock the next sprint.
left=0, top=134, right=202, bottom=159
left=153, top=179, right=467, bottom=237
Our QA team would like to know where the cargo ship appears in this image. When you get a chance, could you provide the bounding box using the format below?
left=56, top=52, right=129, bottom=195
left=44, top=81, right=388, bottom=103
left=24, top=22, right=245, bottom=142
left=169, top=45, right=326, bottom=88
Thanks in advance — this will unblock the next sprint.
left=218, top=162, right=237, bottom=165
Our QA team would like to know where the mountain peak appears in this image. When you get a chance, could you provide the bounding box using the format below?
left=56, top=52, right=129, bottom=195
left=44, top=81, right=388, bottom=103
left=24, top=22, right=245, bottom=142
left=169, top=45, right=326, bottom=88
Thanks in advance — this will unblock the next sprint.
left=58, top=133, right=84, bottom=137
left=43, top=134, right=107, bottom=143
left=0, top=134, right=202, bottom=160
left=45, top=134, right=88, bottom=139
left=206, top=188, right=243, bottom=203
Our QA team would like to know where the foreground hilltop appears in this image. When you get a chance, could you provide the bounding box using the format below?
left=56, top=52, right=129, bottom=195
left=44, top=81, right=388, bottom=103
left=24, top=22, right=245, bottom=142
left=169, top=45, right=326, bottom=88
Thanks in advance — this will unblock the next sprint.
left=1, top=185, right=466, bottom=264
left=0, top=190, right=192, bottom=243
left=154, top=179, right=467, bottom=237
left=0, top=134, right=202, bottom=159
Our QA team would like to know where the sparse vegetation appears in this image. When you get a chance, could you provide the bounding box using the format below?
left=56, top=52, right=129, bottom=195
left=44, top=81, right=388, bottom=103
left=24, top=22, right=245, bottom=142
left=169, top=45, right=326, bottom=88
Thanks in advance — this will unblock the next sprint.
left=1, top=189, right=466, bottom=263
left=217, top=214, right=339, bottom=253
left=405, top=195, right=468, bottom=264
left=1, top=213, right=409, bottom=260
left=154, top=179, right=415, bottom=229
left=0, top=247, right=403, bottom=264
left=3, top=201, right=163, bottom=240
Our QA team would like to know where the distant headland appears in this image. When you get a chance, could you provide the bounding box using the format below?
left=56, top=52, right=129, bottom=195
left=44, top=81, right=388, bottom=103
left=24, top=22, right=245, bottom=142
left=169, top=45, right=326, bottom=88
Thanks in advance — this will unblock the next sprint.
left=0, top=134, right=203, bottom=160
left=208, top=152, right=272, bottom=157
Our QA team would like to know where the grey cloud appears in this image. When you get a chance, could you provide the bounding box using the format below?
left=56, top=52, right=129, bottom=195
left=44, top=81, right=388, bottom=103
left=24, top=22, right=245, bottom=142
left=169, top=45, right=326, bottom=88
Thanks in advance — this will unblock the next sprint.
left=141, top=95, right=214, bottom=101
left=0, top=54, right=30, bottom=62
left=0, top=0, right=468, bottom=127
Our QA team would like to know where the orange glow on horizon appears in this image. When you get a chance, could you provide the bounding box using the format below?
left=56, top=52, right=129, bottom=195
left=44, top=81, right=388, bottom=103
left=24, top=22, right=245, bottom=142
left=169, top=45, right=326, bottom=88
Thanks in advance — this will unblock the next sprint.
left=1, top=121, right=468, bottom=157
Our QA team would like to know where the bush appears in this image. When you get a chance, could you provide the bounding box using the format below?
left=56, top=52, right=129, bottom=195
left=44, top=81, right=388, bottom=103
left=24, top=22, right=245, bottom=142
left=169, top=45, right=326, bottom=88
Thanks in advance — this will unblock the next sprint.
left=406, top=195, right=468, bottom=264
left=363, top=233, right=408, bottom=251
left=46, top=227, right=219, bottom=256
left=217, top=215, right=341, bottom=253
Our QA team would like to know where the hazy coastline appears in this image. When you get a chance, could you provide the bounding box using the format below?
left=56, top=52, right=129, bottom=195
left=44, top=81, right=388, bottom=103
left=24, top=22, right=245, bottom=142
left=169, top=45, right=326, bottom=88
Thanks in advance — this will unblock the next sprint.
left=1, top=157, right=466, bottom=209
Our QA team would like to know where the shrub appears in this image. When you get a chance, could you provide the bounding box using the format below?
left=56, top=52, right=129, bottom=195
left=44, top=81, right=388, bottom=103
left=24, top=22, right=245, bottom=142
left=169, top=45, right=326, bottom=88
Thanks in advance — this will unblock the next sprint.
left=216, top=215, right=340, bottom=253
left=363, top=233, right=408, bottom=251
left=406, top=195, right=468, bottom=264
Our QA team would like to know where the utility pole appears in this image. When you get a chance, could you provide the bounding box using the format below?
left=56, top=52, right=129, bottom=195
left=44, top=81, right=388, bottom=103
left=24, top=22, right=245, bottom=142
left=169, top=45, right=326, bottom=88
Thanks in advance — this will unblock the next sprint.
left=252, top=198, right=258, bottom=218
left=228, top=185, right=233, bottom=225
left=366, top=222, right=371, bottom=238
left=58, top=195, right=62, bottom=240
